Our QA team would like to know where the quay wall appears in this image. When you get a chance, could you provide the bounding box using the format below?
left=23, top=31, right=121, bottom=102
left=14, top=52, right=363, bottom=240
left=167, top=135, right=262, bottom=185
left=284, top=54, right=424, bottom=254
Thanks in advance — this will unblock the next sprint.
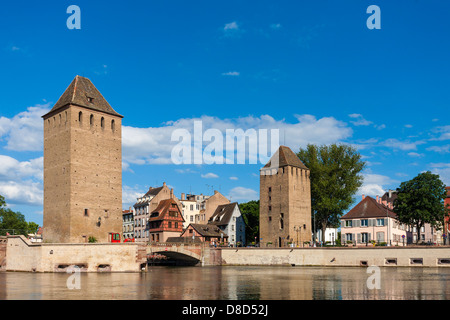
left=5, top=235, right=147, bottom=272
left=220, top=246, right=450, bottom=267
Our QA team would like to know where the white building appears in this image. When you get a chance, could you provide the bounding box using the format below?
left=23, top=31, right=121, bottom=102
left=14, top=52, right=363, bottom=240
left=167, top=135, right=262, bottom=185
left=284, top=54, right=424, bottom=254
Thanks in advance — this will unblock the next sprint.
left=208, top=202, right=246, bottom=246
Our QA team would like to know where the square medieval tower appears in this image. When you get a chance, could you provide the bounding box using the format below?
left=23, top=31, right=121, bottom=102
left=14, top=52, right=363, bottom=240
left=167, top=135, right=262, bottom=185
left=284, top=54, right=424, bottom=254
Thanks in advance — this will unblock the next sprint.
left=42, top=76, right=123, bottom=243
left=259, top=146, right=312, bottom=247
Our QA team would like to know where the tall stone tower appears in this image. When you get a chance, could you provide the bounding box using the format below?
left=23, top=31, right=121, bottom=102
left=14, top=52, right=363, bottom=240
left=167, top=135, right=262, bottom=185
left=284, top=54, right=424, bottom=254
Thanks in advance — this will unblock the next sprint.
left=259, top=146, right=312, bottom=247
left=42, top=76, right=123, bottom=243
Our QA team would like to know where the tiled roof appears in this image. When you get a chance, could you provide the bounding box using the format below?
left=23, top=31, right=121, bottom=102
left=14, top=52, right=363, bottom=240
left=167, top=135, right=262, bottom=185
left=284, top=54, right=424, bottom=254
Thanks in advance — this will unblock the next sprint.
left=341, top=196, right=397, bottom=220
left=263, top=146, right=309, bottom=170
left=148, top=199, right=184, bottom=222
left=208, top=202, right=238, bottom=226
left=43, top=75, right=123, bottom=119
left=187, top=223, right=228, bottom=238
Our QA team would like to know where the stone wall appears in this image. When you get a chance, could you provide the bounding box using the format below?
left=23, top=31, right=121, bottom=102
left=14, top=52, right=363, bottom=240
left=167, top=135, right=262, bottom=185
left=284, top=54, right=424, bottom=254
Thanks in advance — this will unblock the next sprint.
left=6, top=235, right=147, bottom=272
left=221, top=247, right=450, bottom=267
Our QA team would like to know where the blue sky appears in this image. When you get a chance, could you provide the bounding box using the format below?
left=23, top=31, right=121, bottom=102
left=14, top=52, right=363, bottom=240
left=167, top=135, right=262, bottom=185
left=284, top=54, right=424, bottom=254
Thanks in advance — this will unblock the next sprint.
left=0, top=0, right=449, bottom=225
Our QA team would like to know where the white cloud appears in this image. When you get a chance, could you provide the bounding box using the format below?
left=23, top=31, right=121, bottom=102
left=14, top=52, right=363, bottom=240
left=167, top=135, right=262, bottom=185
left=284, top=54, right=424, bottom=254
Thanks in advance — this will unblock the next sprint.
left=228, top=186, right=258, bottom=202
left=221, top=71, right=240, bottom=76
left=122, top=114, right=353, bottom=168
left=348, top=113, right=373, bottom=127
left=407, top=152, right=424, bottom=158
left=201, top=173, right=219, bottom=179
left=270, top=23, right=282, bottom=29
left=358, top=173, right=397, bottom=197
left=224, top=21, right=239, bottom=31
left=0, top=104, right=51, bottom=151
left=429, top=163, right=450, bottom=185
left=426, top=145, right=450, bottom=154
left=432, top=125, right=450, bottom=141
left=0, top=155, right=43, bottom=181
left=229, top=176, right=238, bottom=180
left=381, top=138, right=425, bottom=151
left=122, top=185, right=146, bottom=207
left=0, top=180, right=43, bottom=206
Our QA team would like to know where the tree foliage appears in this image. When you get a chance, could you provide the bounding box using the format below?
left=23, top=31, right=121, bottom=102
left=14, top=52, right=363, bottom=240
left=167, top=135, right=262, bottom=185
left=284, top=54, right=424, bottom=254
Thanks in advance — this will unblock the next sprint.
left=0, top=194, right=40, bottom=236
left=394, top=171, right=449, bottom=244
left=297, top=144, right=366, bottom=243
left=239, top=200, right=259, bottom=244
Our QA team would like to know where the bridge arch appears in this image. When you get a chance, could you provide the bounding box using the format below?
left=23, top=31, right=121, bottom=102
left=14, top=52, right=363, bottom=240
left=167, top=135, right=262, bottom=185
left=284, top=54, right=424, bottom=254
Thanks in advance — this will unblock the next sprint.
left=146, top=243, right=204, bottom=266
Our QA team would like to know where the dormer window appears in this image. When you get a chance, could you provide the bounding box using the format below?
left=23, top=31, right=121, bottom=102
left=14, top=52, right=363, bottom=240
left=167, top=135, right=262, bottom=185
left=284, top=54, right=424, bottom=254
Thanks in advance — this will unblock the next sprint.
left=87, top=97, right=94, bottom=103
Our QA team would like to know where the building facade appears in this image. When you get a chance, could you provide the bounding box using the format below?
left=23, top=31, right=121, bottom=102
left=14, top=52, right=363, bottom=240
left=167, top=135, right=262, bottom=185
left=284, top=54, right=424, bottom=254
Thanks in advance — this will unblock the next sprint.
left=341, top=195, right=408, bottom=246
left=42, top=76, right=123, bottom=243
left=133, top=182, right=180, bottom=242
left=208, top=202, right=246, bottom=246
left=259, top=146, right=312, bottom=247
left=181, top=223, right=228, bottom=245
left=147, top=199, right=185, bottom=242
left=122, top=208, right=134, bottom=241
left=180, top=191, right=230, bottom=227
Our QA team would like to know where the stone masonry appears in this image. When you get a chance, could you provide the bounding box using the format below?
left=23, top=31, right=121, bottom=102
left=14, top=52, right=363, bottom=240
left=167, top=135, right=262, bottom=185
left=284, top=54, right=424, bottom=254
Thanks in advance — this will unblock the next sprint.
left=42, top=76, right=123, bottom=243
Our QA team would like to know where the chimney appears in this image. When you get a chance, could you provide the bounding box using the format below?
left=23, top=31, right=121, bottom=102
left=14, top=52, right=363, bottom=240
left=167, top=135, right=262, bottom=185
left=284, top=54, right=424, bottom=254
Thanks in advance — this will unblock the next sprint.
left=376, top=195, right=379, bottom=202
left=214, top=190, right=218, bottom=195
left=181, top=193, right=185, bottom=200
left=170, top=188, right=173, bottom=198
left=362, top=194, right=365, bottom=200
left=163, top=182, right=166, bottom=187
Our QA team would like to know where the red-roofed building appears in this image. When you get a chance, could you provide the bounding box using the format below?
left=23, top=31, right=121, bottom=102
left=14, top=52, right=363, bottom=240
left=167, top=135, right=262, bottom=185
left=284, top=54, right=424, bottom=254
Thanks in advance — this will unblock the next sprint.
left=147, top=199, right=185, bottom=243
left=341, top=195, right=408, bottom=246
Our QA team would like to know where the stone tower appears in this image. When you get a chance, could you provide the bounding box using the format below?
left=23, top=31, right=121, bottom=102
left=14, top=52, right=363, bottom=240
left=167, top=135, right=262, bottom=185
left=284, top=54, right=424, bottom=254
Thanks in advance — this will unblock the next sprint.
left=42, top=76, right=123, bottom=243
left=259, top=146, right=312, bottom=247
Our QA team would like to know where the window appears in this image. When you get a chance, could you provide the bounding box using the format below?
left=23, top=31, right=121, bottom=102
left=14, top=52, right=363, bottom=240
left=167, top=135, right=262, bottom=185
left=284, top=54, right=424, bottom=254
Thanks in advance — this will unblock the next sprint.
left=376, top=219, right=385, bottom=226
left=101, top=117, right=105, bottom=129
left=84, top=208, right=89, bottom=217
left=268, top=187, right=272, bottom=193
left=90, top=114, right=94, bottom=126
left=361, top=219, right=368, bottom=227
left=87, top=97, right=94, bottom=103
left=345, top=220, right=352, bottom=227
left=111, top=120, right=115, bottom=131
left=346, top=234, right=353, bottom=241
left=168, top=221, right=172, bottom=228
left=361, top=233, right=369, bottom=243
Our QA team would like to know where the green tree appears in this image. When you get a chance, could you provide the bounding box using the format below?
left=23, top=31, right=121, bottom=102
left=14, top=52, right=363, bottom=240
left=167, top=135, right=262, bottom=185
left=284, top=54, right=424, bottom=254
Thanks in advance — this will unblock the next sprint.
left=0, top=195, right=40, bottom=236
left=239, top=200, right=259, bottom=245
left=297, top=144, right=366, bottom=243
left=394, top=171, right=449, bottom=244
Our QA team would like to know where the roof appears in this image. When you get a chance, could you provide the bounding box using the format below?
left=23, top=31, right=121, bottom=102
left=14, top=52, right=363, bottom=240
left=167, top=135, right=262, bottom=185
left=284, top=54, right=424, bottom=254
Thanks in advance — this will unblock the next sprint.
left=185, top=224, right=228, bottom=238
left=144, top=186, right=164, bottom=197
left=166, top=236, right=202, bottom=243
left=148, top=199, right=184, bottom=222
left=446, top=186, right=450, bottom=198
left=263, top=146, right=309, bottom=170
left=381, top=190, right=397, bottom=204
left=208, top=202, right=238, bottom=226
left=43, top=75, right=123, bottom=119
left=341, top=196, right=397, bottom=220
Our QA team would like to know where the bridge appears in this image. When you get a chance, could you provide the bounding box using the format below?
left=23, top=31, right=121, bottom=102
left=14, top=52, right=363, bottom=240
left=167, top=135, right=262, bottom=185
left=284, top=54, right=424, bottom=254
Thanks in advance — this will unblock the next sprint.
left=146, top=242, right=221, bottom=266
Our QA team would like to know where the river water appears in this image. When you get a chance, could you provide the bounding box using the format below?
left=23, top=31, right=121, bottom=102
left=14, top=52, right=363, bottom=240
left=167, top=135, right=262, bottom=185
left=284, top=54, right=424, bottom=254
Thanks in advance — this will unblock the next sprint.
left=1, top=266, right=449, bottom=300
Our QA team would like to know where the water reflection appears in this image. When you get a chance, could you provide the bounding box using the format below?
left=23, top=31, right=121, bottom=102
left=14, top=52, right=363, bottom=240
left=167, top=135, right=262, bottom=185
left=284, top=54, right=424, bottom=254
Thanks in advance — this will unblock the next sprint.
left=0, top=266, right=449, bottom=300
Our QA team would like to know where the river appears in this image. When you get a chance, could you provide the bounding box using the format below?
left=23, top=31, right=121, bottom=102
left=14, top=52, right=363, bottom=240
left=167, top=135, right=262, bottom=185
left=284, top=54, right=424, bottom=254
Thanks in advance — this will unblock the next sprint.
left=1, top=266, right=449, bottom=300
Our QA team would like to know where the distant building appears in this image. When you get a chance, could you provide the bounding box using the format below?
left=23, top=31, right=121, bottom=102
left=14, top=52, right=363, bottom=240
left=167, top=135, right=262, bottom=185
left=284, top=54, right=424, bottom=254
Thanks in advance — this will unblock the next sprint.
left=341, top=195, right=408, bottom=246
left=259, top=146, right=312, bottom=247
left=122, top=207, right=134, bottom=241
left=147, top=199, right=185, bottom=243
left=133, top=182, right=181, bottom=242
left=180, top=191, right=230, bottom=227
left=181, top=223, right=228, bottom=245
left=208, top=202, right=246, bottom=246
left=315, top=228, right=339, bottom=245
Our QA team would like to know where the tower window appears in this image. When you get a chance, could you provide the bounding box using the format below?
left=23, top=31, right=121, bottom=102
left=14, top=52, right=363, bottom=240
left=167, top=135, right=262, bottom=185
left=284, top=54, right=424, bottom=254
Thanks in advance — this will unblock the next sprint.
left=101, top=117, right=105, bottom=129
left=84, top=209, right=89, bottom=217
left=111, top=119, right=115, bottom=132
left=90, top=114, right=94, bottom=126
left=78, top=111, right=83, bottom=124
left=87, top=97, right=94, bottom=103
